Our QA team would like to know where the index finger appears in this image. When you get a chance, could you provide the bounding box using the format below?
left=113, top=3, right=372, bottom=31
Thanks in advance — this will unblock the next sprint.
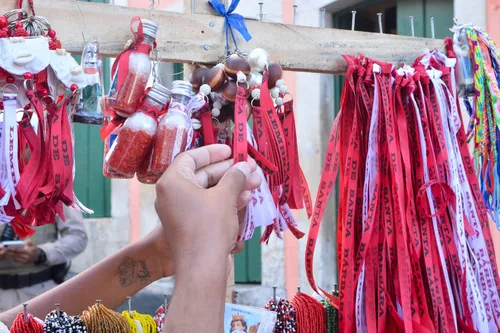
left=170, top=144, right=232, bottom=173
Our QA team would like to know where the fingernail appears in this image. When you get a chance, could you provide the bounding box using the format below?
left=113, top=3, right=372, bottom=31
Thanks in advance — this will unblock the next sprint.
left=235, top=162, right=251, bottom=178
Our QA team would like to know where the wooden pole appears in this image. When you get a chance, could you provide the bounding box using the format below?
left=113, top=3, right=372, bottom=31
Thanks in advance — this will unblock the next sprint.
left=0, top=0, right=444, bottom=74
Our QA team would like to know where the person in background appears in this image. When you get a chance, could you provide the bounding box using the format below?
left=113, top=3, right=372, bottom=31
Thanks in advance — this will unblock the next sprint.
left=0, top=206, right=88, bottom=312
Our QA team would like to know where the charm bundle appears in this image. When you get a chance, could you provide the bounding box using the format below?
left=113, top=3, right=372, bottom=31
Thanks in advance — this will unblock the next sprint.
left=305, top=45, right=500, bottom=332
left=188, top=49, right=312, bottom=241
left=101, top=17, right=197, bottom=185
left=453, top=25, right=500, bottom=227
left=0, top=5, right=95, bottom=237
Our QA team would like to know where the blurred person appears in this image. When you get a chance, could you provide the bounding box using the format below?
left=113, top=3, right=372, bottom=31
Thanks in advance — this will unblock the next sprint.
left=0, top=206, right=88, bottom=312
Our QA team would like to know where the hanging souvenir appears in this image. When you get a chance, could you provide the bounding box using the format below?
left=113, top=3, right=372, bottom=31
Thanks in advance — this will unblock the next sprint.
left=73, top=40, right=105, bottom=125
left=105, top=82, right=170, bottom=178
left=452, top=24, right=500, bottom=227
left=151, top=80, right=193, bottom=175
left=185, top=44, right=311, bottom=241
left=107, top=17, right=158, bottom=117
left=0, top=2, right=94, bottom=237
left=303, top=42, right=500, bottom=331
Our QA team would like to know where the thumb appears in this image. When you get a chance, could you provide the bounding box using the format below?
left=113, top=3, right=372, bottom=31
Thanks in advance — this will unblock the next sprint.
left=216, top=162, right=251, bottom=201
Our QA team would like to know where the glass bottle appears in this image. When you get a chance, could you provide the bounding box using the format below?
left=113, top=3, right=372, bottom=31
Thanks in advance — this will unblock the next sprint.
left=73, top=40, right=104, bottom=125
left=151, top=80, right=193, bottom=175
left=113, top=19, right=159, bottom=117
left=106, top=82, right=170, bottom=178
left=103, top=128, right=132, bottom=179
left=454, top=28, right=474, bottom=97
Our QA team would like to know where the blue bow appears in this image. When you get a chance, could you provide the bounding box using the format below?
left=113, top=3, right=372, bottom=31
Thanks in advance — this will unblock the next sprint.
left=209, top=0, right=252, bottom=54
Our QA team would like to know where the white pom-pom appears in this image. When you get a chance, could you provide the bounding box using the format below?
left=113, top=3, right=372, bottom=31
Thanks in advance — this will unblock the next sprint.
left=279, top=84, right=289, bottom=94
left=276, top=97, right=284, bottom=106
left=213, top=101, right=222, bottom=110
left=270, top=87, right=280, bottom=99
left=236, top=71, right=247, bottom=83
left=248, top=48, right=270, bottom=72
left=275, top=79, right=285, bottom=88
left=192, top=118, right=202, bottom=130
left=211, top=108, right=221, bottom=117
left=251, top=88, right=261, bottom=100
left=200, top=84, right=211, bottom=96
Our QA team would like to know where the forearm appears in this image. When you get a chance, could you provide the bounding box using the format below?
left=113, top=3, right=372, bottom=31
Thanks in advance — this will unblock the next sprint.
left=165, top=252, right=228, bottom=333
left=0, top=239, right=168, bottom=328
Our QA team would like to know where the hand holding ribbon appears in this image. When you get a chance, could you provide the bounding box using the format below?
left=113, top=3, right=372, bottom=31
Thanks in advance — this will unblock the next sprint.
left=208, top=0, right=252, bottom=54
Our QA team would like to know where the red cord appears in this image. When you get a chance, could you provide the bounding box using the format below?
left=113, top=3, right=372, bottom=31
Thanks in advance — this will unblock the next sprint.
left=291, top=292, right=326, bottom=333
left=10, top=312, right=43, bottom=333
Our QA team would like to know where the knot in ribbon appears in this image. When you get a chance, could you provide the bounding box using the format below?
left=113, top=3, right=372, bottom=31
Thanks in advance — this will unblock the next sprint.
left=209, top=0, right=252, bottom=54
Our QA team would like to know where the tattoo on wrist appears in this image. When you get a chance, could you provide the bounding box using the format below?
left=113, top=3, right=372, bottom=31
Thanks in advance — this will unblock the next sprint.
left=117, top=257, right=152, bottom=287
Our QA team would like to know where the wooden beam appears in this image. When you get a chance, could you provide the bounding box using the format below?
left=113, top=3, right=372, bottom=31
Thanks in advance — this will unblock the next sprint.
left=184, top=0, right=227, bottom=15
left=0, top=0, right=444, bottom=74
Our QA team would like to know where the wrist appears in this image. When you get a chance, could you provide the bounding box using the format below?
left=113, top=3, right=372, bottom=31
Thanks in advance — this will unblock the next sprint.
left=176, top=249, right=228, bottom=281
left=34, top=248, right=46, bottom=265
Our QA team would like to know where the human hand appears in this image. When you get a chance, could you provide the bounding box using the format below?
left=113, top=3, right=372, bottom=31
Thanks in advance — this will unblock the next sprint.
left=5, top=239, right=40, bottom=264
left=249, top=324, right=260, bottom=333
left=155, top=145, right=261, bottom=269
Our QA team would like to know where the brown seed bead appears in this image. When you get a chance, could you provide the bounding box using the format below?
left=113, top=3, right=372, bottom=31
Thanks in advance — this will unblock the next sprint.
left=205, top=66, right=226, bottom=91
left=268, top=63, right=283, bottom=89
left=222, top=80, right=237, bottom=103
left=224, top=55, right=251, bottom=79
left=190, top=67, right=209, bottom=91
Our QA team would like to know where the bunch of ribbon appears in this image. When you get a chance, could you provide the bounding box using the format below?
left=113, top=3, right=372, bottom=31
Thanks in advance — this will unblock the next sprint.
left=453, top=24, right=500, bottom=228
left=0, top=4, right=93, bottom=238
left=305, top=42, right=500, bottom=332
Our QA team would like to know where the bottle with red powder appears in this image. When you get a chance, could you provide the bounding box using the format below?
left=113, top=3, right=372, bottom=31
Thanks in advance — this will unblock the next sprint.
left=113, top=19, right=158, bottom=117
left=103, top=130, right=132, bottom=179
left=137, top=148, right=160, bottom=184
left=152, top=80, right=193, bottom=175
left=106, top=82, right=170, bottom=178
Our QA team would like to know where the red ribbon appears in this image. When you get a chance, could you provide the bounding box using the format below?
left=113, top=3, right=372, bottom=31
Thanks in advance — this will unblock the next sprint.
left=233, top=84, right=248, bottom=163
left=200, top=105, right=216, bottom=146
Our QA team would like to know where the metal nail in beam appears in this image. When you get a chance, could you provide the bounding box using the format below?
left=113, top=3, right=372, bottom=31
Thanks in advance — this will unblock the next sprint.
left=127, top=296, right=133, bottom=316
left=430, top=16, right=436, bottom=39
left=351, top=11, right=357, bottom=31
left=409, top=15, right=415, bottom=37
left=377, top=13, right=383, bottom=33
left=320, top=8, right=326, bottom=28
left=23, top=304, right=28, bottom=323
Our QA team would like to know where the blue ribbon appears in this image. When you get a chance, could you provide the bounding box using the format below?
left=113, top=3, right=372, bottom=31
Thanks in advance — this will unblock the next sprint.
left=209, top=0, right=252, bottom=54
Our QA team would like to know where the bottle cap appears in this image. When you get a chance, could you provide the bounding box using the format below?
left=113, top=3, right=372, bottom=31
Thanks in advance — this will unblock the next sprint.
left=148, top=82, right=171, bottom=105
left=171, top=80, right=193, bottom=97
left=142, top=19, right=159, bottom=39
